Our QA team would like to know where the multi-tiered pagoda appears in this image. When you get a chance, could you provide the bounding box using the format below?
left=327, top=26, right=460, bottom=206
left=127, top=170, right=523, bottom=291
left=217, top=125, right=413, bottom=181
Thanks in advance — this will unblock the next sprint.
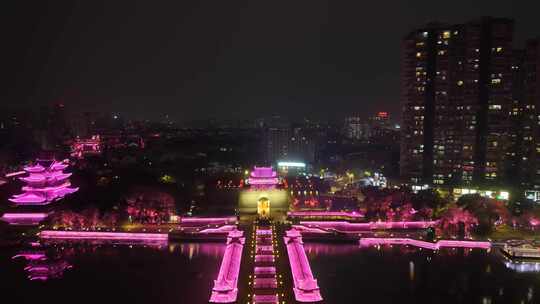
left=9, top=159, right=78, bottom=205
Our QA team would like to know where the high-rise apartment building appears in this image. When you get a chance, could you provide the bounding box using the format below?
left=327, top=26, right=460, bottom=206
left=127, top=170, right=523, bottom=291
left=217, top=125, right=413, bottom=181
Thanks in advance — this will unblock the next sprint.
left=401, top=17, right=515, bottom=186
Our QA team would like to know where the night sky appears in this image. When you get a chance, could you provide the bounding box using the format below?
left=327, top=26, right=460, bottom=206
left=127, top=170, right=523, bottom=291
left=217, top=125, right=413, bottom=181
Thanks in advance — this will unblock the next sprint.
left=5, top=1, right=540, bottom=122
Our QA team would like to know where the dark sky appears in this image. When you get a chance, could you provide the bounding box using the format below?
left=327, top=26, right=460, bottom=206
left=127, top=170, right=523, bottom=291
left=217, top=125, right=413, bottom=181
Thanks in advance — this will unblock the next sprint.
left=5, top=1, right=540, bottom=123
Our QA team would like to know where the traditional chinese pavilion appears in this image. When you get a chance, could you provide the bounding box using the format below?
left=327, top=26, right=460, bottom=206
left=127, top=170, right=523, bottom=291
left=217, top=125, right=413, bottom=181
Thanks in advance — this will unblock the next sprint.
left=247, top=167, right=279, bottom=189
left=240, top=166, right=288, bottom=220
left=8, top=159, right=78, bottom=205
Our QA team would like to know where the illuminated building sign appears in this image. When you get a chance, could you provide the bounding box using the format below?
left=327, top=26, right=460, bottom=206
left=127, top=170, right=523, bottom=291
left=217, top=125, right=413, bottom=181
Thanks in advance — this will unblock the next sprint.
left=277, top=161, right=306, bottom=168
left=452, top=188, right=510, bottom=200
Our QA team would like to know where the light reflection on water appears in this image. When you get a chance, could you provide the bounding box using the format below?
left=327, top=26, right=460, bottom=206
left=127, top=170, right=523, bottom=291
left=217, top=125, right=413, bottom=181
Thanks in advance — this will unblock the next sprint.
left=306, top=243, right=540, bottom=304
left=3, top=241, right=226, bottom=304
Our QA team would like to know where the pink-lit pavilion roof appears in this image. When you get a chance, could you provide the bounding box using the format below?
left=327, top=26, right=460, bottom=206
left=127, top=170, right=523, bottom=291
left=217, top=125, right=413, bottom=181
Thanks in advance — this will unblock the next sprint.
left=248, top=166, right=279, bottom=186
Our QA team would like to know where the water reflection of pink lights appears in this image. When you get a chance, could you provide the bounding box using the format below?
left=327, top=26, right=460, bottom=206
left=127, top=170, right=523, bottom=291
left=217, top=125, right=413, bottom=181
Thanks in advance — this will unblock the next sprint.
left=303, top=243, right=359, bottom=256
left=359, top=238, right=491, bottom=250
left=13, top=251, right=72, bottom=281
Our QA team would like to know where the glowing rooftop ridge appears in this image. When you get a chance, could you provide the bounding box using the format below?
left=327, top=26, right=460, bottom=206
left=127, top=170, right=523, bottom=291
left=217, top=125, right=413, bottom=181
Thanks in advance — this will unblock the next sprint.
left=9, top=159, right=78, bottom=205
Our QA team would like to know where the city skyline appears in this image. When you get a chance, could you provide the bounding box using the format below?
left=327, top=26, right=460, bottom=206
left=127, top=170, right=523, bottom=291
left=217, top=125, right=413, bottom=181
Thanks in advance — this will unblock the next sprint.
left=5, top=1, right=540, bottom=122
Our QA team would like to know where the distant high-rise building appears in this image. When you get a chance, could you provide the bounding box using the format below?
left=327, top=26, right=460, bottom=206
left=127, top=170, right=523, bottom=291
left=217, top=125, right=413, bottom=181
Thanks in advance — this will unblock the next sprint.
left=525, top=39, right=540, bottom=187
left=401, top=17, right=515, bottom=186
left=344, top=116, right=370, bottom=141
left=263, top=117, right=317, bottom=164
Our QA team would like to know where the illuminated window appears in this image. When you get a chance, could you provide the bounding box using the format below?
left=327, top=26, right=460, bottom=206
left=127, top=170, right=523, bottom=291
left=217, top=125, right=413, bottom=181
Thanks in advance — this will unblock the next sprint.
left=457, top=80, right=464, bottom=86
left=442, top=31, right=451, bottom=39
left=496, top=47, right=503, bottom=52
left=416, top=52, right=422, bottom=58
left=489, top=104, right=502, bottom=110
left=491, top=78, right=501, bottom=84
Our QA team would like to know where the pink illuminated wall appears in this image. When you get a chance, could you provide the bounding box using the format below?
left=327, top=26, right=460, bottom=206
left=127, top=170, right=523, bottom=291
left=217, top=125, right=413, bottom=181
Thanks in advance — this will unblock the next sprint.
left=359, top=238, right=491, bottom=250
left=210, top=230, right=245, bottom=303
left=288, top=211, right=364, bottom=220
left=284, top=229, right=323, bottom=302
left=39, top=230, right=168, bottom=241
left=180, top=217, right=237, bottom=225
left=8, top=159, right=78, bottom=205
left=0, top=213, right=49, bottom=225
left=294, top=220, right=438, bottom=234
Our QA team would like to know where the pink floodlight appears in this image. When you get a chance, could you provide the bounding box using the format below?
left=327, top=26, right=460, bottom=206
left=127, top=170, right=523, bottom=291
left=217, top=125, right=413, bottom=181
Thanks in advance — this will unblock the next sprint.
left=9, top=159, right=78, bottom=205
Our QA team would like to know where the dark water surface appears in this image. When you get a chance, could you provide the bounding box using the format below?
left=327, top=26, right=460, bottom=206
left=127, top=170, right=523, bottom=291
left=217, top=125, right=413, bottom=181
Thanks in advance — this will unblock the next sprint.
left=0, top=242, right=224, bottom=304
left=2, top=241, right=539, bottom=303
left=305, top=243, right=540, bottom=304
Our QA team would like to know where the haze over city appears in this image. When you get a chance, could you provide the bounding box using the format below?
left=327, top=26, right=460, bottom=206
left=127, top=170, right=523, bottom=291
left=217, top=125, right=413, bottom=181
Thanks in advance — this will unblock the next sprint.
left=6, top=1, right=540, bottom=122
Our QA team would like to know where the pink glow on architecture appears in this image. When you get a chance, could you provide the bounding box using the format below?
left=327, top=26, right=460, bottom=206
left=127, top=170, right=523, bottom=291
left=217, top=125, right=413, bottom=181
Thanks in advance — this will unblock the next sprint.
left=180, top=217, right=237, bottom=225
left=71, top=136, right=102, bottom=159
left=198, top=225, right=238, bottom=234
left=39, top=230, right=168, bottom=241
left=288, top=211, right=365, bottom=220
left=1, top=213, right=49, bottom=225
left=210, top=230, right=245, bottom=303
left=359, top=238, right=491, bottom=250
left=254, top=266, right=276, bottom=275
left=5, top=170, right=26, bottom=178
left=295, top=220, right=438, bottom=234
left=248, top=166, right=279, bottom=188
left=253, top=294, right=279, bottom=304
left=9, top=159, right=78, bottom=205
left=284, top=229, right=323, bottom=302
